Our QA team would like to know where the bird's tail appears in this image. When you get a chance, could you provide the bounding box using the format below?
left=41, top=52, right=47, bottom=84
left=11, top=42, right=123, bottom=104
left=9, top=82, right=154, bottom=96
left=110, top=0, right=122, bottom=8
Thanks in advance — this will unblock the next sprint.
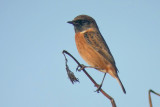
left=116, top=76, right=126, bottom=94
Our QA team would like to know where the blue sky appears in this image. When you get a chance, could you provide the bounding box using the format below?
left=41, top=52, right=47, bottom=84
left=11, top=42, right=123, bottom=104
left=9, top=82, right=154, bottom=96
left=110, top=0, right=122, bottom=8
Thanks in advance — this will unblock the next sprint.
left=0, top=0, right=160, bottom=107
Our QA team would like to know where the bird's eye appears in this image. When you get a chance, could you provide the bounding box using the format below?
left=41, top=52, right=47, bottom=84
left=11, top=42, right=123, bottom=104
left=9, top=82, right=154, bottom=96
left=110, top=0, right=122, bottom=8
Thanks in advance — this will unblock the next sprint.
left=80, top=20, right=89, bottom=25
left=76, top=20, right=85, bottom=24
left=75, top=20, right=89, bottom=25
left=81, top=20, right=86, bottom=23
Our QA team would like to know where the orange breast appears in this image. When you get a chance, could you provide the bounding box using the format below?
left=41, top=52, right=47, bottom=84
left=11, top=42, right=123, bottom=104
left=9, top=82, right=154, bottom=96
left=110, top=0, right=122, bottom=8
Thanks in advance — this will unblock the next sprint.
left=75, top=31, right=108, bottom=70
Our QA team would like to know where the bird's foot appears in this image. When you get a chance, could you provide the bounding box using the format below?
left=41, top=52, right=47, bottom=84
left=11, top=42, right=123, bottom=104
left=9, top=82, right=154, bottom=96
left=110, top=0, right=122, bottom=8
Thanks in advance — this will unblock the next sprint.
left=76, top=64, right=88, bottom=71
left=95, top=84, right=102, bottom=93
left=76, top=64, right=99, bottom=71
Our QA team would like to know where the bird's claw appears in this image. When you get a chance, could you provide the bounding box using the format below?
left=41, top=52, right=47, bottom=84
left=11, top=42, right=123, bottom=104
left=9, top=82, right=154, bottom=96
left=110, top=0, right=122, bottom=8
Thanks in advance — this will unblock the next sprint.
left=95, top=84, right=102, bottom=93
left=76, top=64, right=86, bottom=71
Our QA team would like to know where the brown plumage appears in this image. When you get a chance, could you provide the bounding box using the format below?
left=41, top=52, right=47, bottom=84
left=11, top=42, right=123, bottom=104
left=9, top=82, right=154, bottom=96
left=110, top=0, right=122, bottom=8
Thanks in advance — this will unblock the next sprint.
left=68, top=15, right=126, bottom=94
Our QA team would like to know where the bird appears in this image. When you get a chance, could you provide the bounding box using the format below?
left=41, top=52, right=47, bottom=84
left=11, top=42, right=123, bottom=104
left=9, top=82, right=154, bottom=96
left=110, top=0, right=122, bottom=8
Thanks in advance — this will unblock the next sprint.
left=67, top=15, right=126, bottom=94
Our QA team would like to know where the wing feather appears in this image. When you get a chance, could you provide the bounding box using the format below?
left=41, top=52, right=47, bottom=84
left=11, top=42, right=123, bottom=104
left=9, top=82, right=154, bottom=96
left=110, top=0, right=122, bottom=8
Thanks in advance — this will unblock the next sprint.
left=84, top=31, right=118, bottom=72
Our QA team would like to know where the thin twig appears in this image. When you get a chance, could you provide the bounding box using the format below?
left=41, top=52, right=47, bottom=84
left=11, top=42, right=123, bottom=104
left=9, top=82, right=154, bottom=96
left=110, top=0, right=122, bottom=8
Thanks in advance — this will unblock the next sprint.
left=63, top=51, right=79, bottom=84
left=62, top=50, right=116, bottom=107
left=148, top=89, right=160, bottom=107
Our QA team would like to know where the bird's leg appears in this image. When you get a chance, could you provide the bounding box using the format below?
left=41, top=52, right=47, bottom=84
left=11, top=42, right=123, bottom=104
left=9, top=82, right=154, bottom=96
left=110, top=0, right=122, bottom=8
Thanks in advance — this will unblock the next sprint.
left=76, top=64, right=98, bottom=71
left=95, top=73, right=106, bottom=93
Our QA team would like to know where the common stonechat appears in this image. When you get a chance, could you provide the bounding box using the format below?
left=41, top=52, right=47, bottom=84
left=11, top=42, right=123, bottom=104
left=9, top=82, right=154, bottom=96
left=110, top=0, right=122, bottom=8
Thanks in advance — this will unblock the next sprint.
left=68, top=15, right=126, bottom=94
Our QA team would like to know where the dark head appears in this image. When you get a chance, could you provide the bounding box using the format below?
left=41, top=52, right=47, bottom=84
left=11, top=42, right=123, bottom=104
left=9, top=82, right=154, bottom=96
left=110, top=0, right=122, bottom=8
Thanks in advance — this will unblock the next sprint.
left=67, top=15, right=99, bottom=33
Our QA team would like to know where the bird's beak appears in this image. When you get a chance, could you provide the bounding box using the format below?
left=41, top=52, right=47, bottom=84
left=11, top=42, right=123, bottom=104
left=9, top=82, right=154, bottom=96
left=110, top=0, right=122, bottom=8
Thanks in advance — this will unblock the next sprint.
left=67, top=21, right=74, bottom=24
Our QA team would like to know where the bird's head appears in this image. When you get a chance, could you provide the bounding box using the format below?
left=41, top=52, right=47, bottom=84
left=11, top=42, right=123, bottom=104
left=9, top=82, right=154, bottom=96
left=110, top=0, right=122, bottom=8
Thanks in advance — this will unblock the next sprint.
left=67, top=15, right=98, bottom=33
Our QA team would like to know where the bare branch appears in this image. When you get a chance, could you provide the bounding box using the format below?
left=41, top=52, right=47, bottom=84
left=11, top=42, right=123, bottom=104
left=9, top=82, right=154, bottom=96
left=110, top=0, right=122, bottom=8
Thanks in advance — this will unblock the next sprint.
left=63, top=50, right=79, bottom=84
left=148, top=89, right=160, bottom=107
left=62, top=50, right=116, bottom=107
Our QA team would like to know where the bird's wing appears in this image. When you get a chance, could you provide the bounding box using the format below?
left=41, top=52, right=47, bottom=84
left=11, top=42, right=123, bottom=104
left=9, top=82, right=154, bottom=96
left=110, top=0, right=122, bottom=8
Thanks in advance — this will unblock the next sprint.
left=84, top=31, right=118, bottom=72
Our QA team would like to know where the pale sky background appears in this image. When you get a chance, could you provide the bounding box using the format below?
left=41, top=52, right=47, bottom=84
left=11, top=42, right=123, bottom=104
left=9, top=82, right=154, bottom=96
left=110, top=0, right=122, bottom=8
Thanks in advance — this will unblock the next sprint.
left=0, top=0, right=160, bottom=107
